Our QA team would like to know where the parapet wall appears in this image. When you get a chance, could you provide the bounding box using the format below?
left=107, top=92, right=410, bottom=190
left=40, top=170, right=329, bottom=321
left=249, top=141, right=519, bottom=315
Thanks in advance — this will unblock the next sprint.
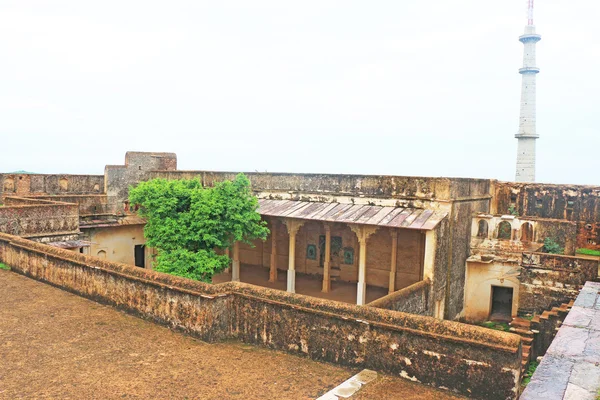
left=366, top=279, right=431, bottom=315
left=492, top=181, right=600, bottom=252
left=0, top=232, right=522, bottom=400
left=0, top=197, right=79, bottom=238
left=0, top=173, right=104, bottom=198
left=519, top=252, right=599, bottom=314
left=149, top=171, right=491, bottom=202
left=23, top=195, right=115, bottom=217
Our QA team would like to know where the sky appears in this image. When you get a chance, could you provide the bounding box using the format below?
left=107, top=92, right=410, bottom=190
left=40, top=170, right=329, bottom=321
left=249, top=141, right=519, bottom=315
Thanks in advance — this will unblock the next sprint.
left=0, top=1, right=598, bottom=184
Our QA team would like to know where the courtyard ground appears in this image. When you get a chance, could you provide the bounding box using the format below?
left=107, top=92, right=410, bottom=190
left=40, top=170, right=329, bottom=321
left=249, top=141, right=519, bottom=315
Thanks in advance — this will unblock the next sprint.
left=0, top=270, right=464, bottom=399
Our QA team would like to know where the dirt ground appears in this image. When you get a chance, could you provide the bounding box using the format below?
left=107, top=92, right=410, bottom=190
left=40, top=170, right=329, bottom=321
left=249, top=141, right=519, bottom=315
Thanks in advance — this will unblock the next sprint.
left=0, top=270, right=465, bottom=399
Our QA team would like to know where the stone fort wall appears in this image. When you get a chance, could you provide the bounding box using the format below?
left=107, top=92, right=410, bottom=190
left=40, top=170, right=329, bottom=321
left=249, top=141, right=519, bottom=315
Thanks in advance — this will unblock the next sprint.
left=0, top=232, right=522, bottom=400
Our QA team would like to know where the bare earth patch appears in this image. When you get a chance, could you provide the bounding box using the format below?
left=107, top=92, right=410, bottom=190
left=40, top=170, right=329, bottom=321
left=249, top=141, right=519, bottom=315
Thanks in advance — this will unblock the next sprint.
left=0, top=270, right=464, bottom=399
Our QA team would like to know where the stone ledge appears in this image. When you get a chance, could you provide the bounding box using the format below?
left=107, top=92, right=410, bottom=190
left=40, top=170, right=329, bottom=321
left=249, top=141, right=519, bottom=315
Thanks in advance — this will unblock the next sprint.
left=521, top=281, right=600, bottom=400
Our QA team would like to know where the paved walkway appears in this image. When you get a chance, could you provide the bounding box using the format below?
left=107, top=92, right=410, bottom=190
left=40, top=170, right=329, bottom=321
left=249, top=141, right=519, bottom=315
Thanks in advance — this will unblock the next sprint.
left=0, top=270, right=463, bottom=399
left=213, top=263, right=389, bottom=305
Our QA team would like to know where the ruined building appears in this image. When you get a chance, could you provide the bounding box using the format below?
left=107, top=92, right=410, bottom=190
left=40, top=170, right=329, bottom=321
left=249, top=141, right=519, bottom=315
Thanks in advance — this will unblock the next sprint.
left=1, top=151, right=598, bottom=399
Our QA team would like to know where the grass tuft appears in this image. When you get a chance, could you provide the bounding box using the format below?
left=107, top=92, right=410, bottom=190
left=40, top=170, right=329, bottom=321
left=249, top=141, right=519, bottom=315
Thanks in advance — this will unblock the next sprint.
left=521, top=360, right=539, bottom=387
left=480, top=321, right=511, bottom=332
left=0, top=263, right=10, bottom=271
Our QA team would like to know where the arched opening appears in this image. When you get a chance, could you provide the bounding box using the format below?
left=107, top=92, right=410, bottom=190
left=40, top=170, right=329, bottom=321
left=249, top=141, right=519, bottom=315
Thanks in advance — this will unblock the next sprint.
left=477, top=220, right=489, bottom=238
left=3, top=178, right=15, bottom=193
left=59, top=178, right=69, bottom=192
left=97, top=250, right=107, bottom=259
left=497, top=221, right=512, bottom=240
left=521, top=222, right=534, bottom=242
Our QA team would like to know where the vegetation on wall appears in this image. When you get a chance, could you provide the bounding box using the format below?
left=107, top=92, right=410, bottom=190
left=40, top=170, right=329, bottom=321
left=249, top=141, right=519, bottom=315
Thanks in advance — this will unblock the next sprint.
left=0, top=263, right=10, bottom=271
left=521, top=360, right=539, bottom=387
left=542, top=238, right=563, bottom=255
left=129, top=174, right=269, bottom=283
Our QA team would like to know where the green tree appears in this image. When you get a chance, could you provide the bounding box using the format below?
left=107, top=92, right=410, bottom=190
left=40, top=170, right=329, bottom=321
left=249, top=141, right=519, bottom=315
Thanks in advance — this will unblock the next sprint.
left=129, top=174, right=269, bottom=283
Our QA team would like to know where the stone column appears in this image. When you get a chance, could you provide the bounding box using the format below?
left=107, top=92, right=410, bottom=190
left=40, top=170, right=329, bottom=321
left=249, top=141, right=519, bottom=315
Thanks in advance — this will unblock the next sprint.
left=232, top=241, right=240, bottom=282
left=322, top=224, right=331, bottom=293
left=389, top=230, right=398, bottom=294
left=269, top=220, right=278, bottom=283
left=283, top=219, right=304, bottom=293
left=350, top=225, right=378, bottom=306
left=224, top=247, right=231, bottom=274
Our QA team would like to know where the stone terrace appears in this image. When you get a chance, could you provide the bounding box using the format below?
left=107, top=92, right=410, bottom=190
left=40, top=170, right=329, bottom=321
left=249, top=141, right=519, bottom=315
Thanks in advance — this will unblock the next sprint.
left=0, top=270, right=464, bottom=400
left=521, top=281, right=600, bottom=400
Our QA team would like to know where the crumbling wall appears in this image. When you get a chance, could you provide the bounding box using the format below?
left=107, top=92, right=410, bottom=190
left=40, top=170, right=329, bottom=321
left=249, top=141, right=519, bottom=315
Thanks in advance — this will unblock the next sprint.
left=366, top=279, right=431, bottom=315
left=0, top=197, right=79, bottom=238
left=105, top=152, right=177, bottom=214
left=533, top=219, right=577, bottom=255
left=0, top=173, right=104, bottom=199
left=492, top=182, right=600, bottom=251
left=149, top=171, right=491, bottom=202
left=0, top=232, right=522, bottom=400
left=23, top=195, right=114, bottom=216
left=519, top=252, right=598, bottom=314
left=446, top=198, right=491, bottom=320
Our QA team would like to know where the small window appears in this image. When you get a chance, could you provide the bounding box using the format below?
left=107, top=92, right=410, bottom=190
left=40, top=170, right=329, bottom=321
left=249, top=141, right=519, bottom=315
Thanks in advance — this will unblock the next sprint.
left=477, top=220, right=488, bottom=238
left=535, top=198, right=543, bottom=209
left=343, top=248, right=354, bottom=265
left=306, top=244, right=317, bottom=260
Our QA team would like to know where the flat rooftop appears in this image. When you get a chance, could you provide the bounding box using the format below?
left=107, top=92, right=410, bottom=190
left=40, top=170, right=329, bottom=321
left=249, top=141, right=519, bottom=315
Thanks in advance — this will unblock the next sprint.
left=0, top=270, right=464, bottom=399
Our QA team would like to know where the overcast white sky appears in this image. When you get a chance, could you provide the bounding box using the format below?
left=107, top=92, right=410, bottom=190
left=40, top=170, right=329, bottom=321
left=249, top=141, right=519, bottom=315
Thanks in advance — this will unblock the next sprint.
left=1, top=1, right=598, bottom=184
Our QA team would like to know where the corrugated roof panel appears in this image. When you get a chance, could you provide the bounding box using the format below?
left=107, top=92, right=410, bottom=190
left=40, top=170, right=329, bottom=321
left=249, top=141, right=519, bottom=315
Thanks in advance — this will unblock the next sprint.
left=400, top=209, right=422, bottom=228
left=355, top=206, right=384, bottom=224
left=410, top=209, right=435, bottom=229
left=367, top=207, right=396, bottom=225
left=279, top=201, right=311, bottom=217
left=256, top=199, right=446, bottom=230
left=385, top=208, right=414, bottom=227
left=335, top=205, right=368, bottom=223
left=310, top=202, right=340, bottom=220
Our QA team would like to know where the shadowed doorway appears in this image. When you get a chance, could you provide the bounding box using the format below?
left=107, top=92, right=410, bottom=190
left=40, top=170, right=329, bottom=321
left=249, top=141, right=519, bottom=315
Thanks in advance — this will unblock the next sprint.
left=490, top=286, right=513, bottom=322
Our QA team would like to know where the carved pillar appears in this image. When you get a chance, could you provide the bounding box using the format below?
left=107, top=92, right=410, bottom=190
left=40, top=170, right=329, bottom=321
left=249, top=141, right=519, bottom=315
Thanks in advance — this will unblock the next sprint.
left=389, top=229, right=398, bottom=294
left=269, top=219, right=278, bottom=282
left=350, top=224, right=378, bottom=305
left=283, top=219, right=304, bottom=293
left=322, top=224, right=331, bottom=293
left=232, top=241, right=240, bottom=282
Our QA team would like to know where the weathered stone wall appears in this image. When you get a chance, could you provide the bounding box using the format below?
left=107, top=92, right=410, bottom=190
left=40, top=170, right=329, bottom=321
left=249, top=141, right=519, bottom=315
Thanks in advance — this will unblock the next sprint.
left=492, top=182, right=600, bottom=251
left=519, top=252, right=598, bottom=314
left=446, top=199, right=491, bottom=320
left=0, top=232, right=522, bottom=400
left=105, top=152, right=177, bottom=214
left=532, top=219, right=577, bottom=255
left=149, top=170, right=491, bottom=203
left=0, top=197, right=79, bottom=238
left=22, top=194, right=115, bottom=216
left=0, top=173, right=104, bottom=199
left=366, top=279, right=431, bottom=316
left=520, top=281, right=600, bottom=400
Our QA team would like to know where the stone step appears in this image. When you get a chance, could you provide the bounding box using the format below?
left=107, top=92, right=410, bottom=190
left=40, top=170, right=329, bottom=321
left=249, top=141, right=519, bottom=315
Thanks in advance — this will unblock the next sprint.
left=510, top=318, right=532, bottom=329
left=521, top=336, right=534, bottom=345
left=510, top=327, right=535, bottom=337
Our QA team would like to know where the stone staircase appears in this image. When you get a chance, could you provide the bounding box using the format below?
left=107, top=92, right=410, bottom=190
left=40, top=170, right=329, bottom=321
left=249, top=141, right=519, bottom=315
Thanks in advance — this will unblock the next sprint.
left=509, top=300, right=574, bottom=374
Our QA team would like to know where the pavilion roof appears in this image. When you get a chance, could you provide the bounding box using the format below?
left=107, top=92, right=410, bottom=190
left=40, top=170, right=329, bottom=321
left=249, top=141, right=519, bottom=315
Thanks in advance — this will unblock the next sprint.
left=257, top=199, right=446, bottom=230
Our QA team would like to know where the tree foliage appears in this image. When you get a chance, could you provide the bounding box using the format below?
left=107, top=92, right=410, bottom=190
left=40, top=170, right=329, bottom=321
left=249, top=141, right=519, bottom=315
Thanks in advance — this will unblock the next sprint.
left=129, top=174, right=269, bottom=282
